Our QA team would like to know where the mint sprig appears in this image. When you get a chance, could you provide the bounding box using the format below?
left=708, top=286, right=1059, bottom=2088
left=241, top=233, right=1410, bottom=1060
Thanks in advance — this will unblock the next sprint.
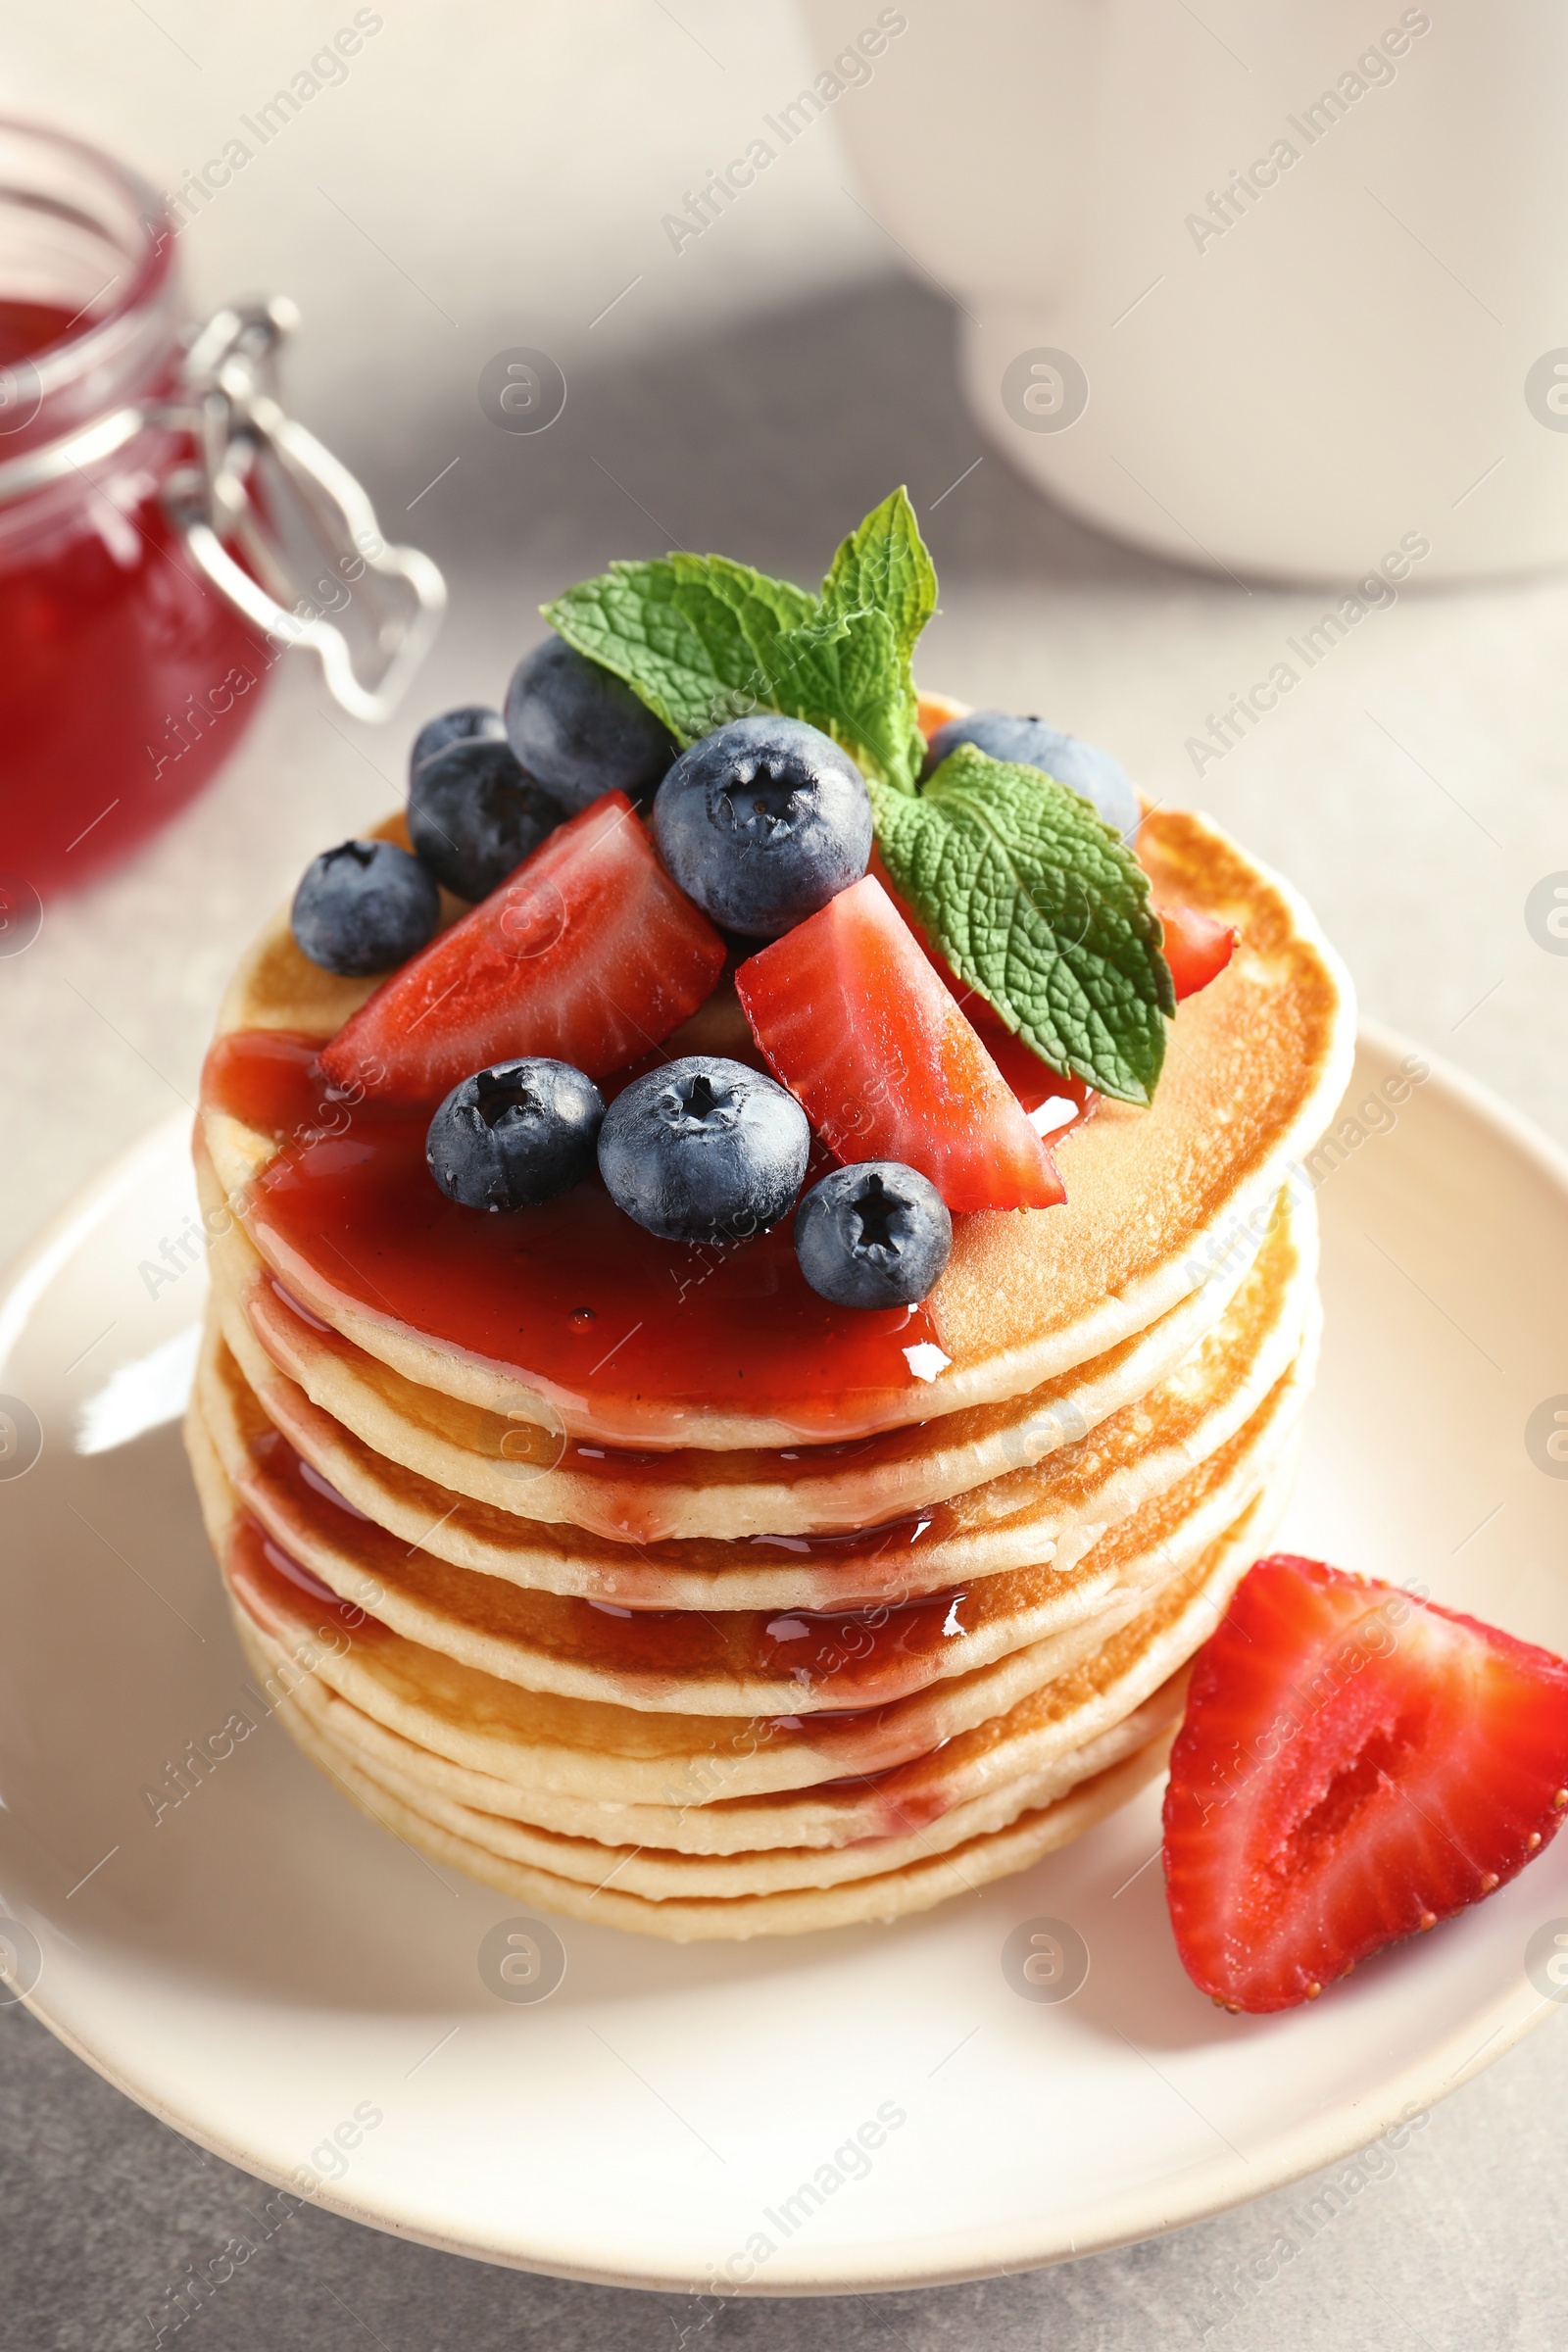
left=874, top=745, right=1173, bottom=1105
left=543, top=489, right=1174, bottom=1104
left=544, top=487, right=933, bottom=792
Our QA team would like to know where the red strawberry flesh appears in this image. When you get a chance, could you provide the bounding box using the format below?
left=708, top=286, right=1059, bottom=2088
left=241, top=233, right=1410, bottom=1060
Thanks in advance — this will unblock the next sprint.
left=1163, top=1553, right=1568, bottom=2013
left=865, top=848, right=1096, bottom=1122
left=734, top=874, right=1065, bottom=1213
left=319, top=793, right=725, bottom=1104
left=1158, top=901, right=1237, bottom=1000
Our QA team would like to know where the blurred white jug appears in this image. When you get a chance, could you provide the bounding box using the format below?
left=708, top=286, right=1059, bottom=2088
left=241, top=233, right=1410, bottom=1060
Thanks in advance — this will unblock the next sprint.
left=798, top=0, right=1568, bottom=581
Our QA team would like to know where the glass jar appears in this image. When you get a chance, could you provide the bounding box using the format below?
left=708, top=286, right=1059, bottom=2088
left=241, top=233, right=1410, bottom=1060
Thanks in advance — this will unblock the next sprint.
left=0, top=119, right=443, bottom=898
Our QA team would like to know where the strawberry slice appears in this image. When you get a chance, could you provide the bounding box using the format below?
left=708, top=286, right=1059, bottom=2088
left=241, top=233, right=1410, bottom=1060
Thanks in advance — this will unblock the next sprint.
left=1158, top=902, right=1236, bottom=1000
left=1163, top=1554, right=1568, bottom=2014
left=320, top=794, right=725, bottom=1104
left=864, top=848, right=1095, bottom=1126
left=734, top=875, right=1065, bottom=1212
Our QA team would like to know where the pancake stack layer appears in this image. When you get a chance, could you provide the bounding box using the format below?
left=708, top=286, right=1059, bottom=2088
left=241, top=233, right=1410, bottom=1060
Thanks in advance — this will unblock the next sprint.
left=186, top=792, right=1353, bottom=1939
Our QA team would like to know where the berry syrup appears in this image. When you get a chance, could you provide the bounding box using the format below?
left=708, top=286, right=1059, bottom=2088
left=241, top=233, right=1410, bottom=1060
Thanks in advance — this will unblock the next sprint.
left=202, top=1028, right=947, bottom=1444
left=235, top=1410, right=980, bottom=1704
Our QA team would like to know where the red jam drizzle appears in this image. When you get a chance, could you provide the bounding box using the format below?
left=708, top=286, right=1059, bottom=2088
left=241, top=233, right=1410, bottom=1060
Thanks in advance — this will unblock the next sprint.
left=244, top=1271, right=977, bottom=1551
left=204, top=1029, right=945, bottom=1435
left=757, top=1590, right=970, bottom=1694
left=227, top=1512, right=384, bottom=1639
left=255, top=1525, right=344, bottom=1609
left=238, top=1415, right=980, bottom=1702
left=228, top=1516, right=967, bottom=1816
left=747, top=1510, right=936, bottom=1556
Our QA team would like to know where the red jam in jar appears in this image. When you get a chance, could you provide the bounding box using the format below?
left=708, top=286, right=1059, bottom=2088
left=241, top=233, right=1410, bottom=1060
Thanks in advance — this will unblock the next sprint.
left=0, top=121, right=272, bottom=896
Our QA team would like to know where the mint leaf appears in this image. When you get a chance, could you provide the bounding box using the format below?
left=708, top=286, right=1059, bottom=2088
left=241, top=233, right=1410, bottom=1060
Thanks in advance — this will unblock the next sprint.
left=820, top=487, right=936, bottom=787
left=538, top=557, right=795, bottom=744
left=874, top=746, right=1174, bottom=1105
left=542, top=487, right=934, bottom=793
left=824, top=493, right=936, bottom=660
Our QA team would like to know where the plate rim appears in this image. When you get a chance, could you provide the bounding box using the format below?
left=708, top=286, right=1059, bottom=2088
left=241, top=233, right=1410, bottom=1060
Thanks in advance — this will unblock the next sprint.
left=3, top=1020, right=1566, bottom=2294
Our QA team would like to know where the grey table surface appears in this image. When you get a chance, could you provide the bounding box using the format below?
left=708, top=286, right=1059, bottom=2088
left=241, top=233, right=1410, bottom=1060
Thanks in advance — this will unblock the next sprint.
left=4, top=275, right=1568, bottom=2349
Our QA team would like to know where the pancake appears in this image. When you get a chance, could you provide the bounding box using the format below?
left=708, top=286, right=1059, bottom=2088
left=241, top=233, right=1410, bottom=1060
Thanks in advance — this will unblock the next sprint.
left=205, top=1176, right=1316, bottom=1580
left=192, top=1348, right=1304, bottom=1793
left=233, top=1446, right=1293, bottom=1862
left=192, top=1324, right=1310, bottom=1718
left=202, top=1160, right=1304, bottom=1544
left=243, top=1626, right=1181, bottom=1940
left=191, top=1251, right=1318, bottom=1711
left=261, top=1614, right=1185, bottom=1894
left=269, top=1642, right=1188, bottom=1856
left=196, top=802, right=1353, bottom=1450
left=226, top=1452, right=1293, bottom=1936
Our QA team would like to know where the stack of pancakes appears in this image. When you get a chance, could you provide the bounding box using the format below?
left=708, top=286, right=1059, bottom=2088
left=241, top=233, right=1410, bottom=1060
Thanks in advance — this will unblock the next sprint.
left=186, top=784, right=1353, bottom=1940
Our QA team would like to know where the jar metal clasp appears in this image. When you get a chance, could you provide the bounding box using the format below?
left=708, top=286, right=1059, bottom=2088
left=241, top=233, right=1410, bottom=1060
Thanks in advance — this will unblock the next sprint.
left=160, top=298, right=446, bottom=724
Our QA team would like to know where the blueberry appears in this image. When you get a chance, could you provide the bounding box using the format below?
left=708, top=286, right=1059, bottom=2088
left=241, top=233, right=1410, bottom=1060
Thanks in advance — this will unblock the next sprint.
left=653, top=714, right=872, bottom=939
left=922, top=710, right=1140, bottom=837
left=504, top=637, right=676, bottom=813
left=290, top=839, right=440, bottom=977
left=409, top=736, right=565, bottom=901
left=794, top=1161, right=953, bottom=1309
left=426, top=1059, right=606, bottom=1212
left=598, top=1055, right=809, bottom=1244
left=409, top=705, right=507, bottom=783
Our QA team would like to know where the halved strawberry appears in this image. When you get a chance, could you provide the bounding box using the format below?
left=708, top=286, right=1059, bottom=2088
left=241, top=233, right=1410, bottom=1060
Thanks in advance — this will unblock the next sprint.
left=1158, top=902, right=1236, bottom=1000
left=319, top=794, right=725, bottom=1103
left=1163, top=1554, right=1568, bottom=2014
left=864, top=848, right=1094, bottom=1126
left=734, top=875, right=1065, bottom=1212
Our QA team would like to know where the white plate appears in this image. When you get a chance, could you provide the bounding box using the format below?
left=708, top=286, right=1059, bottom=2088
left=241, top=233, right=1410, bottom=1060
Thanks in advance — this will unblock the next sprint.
left=2, top=1023, right=1566, bottom=2295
